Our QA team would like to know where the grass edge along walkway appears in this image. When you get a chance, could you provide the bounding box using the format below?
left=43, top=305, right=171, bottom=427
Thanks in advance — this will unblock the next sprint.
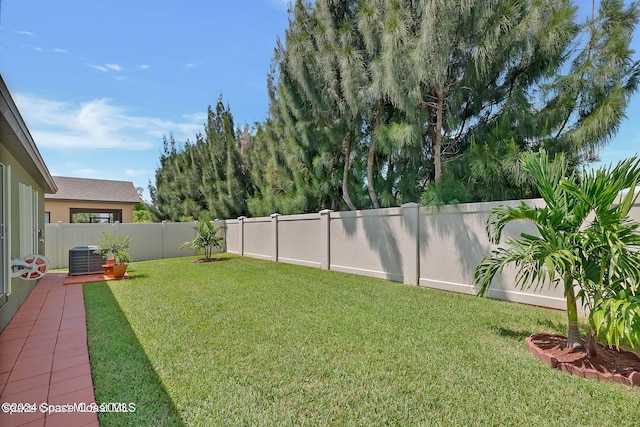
left=85, top=254, right=640, bottom=426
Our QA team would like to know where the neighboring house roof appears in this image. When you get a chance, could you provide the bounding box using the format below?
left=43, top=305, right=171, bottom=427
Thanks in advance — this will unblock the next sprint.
left=45, top=176, right=140, bottom=204
left=0, top=75, right=57, bottom=194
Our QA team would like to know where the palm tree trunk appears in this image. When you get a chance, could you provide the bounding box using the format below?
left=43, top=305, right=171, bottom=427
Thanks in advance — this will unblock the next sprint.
left=585, top=330, right=597, bottom=357
left=565, top=275, right=583, bottom=349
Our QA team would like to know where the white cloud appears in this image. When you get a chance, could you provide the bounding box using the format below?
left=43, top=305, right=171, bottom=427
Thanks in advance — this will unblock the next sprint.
left=182, top=112, right=207, bottom=123
left=184, top=63, right=197, bottom=69
left=54, top=48, right=70, bottom=54
left=18, top=30, right=36, bottom=37
left=87, top=63, right=108, bottom=73
left=87, top=63, right=124, bottom=73
left=13, top=93, right=204, bottom=151
left=137, top=64, right=150, bottom=70
left=126, top=169, right=148, bottom=177
left=34, top=47, right=44, bottom=52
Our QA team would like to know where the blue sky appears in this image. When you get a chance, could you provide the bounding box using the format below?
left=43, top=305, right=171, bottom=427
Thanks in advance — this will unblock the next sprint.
left=1, top=0, right=289, bottom=200
left=1, top=0, right=639, bottom=203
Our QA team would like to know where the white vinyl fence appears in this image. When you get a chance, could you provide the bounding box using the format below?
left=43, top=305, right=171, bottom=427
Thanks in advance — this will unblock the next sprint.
left=223, top=199, right=640, bottom=312
left=44, top=221, right=222, bottom=269
left=44, top=198, right=640, bottom=313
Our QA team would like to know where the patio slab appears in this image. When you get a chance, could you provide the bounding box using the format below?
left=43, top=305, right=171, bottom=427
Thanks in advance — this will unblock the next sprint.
left=63, top=272, right=128, bottom=285
left=0, top=272, right=99, bottom=427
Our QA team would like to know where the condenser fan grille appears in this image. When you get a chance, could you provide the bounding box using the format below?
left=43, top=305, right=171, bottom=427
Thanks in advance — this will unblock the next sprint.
left=68, top=246, right=106, bottom=276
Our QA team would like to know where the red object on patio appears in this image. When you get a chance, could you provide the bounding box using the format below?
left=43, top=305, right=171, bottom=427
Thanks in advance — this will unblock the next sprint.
left=0, top=272, right=99, bottom=427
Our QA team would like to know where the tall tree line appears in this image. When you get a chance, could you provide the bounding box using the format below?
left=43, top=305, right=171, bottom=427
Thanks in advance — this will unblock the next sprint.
left=151, top=0, right=639, bottom=220
left=151, top=99, right=251, bottom=221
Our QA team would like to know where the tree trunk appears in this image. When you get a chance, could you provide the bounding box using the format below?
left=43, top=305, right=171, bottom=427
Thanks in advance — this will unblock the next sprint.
left=342, top=130, right=357, bottom=211
left=586, top=316, right=598, bottom=357
left=368, top=99, right=382, bottom=209
left=585, top=330, right=598, bottom=357
left=565, top=277, right=584, bottom=349
left=432, top=85, right=444, bottom=182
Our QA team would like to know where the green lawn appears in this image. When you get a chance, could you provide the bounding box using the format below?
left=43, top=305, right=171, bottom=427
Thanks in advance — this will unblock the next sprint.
left=84, top=254, right=640, bottom=426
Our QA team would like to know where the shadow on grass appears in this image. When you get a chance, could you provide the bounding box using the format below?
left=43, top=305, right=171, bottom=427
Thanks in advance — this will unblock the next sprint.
left=126, top=271, right=150, bottom=280
left=536, top=318, right=566, bottom=334
left=491, top=326, right=534, bottom=342
left=84, top=282, right=184, bottom=426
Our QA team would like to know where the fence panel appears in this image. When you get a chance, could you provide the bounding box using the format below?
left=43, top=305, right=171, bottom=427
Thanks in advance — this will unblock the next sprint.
left=277, top=213, right=322, bottom=268
left=329, top=208, right=404, bottom=281
left=243, top=218, right=272, bottom=260
left=44, top=221, right=203, bottom=268
left=116, top=223, right=163, bottom=261
left=417, top=199, right=567, bottom=311
left=44, top=199, right=640, bottom=312
left=225, top=219, right=241, bottom=254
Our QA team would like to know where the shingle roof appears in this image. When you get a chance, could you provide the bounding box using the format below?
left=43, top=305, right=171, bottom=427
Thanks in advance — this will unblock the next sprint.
left=45, top=176, right=140, bottom=204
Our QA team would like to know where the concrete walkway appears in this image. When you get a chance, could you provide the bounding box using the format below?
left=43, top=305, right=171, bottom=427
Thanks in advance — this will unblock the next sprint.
left=0, top=272, right=98, bottom=427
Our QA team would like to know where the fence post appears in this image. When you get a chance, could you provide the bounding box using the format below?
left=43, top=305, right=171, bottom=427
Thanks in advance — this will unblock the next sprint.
left=56, top=221, right=64, bottom=269
left=238, top=216, right=246, bottom=256
left=270, top=213, right=279, bottom=262
left=319, top=209, right=333, bottom=270
left=161, top=220, right=167, bottom=259
left=401, top=202, right=421, bottom=286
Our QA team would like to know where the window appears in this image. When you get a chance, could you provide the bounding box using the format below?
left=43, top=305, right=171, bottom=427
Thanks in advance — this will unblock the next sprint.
left=70, top=208, right=122, bottom=223
left=44, top=212, right=50, bottom=224
left=19, top=182, right=38, bottom=257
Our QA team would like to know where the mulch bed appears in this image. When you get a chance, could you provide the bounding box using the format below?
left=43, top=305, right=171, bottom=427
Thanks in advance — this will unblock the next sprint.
left=526, top=333, right=640, bottom=386
left=192, top=258, right=223, bottom=263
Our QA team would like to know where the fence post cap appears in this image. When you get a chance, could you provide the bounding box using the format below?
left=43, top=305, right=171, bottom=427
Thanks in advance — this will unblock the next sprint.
left=319, top=209, right=333, bottom=215
left=401, top=202, right=422, bottom=208
left=270, top=213, right=280, bottom=218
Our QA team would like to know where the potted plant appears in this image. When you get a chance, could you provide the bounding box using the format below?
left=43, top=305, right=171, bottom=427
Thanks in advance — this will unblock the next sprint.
left=95, top=229, right=132, bottom=279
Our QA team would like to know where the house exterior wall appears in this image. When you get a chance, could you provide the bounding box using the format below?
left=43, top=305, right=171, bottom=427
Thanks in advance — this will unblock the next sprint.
left=45, top=200, right=134, bottom=223
left=0, top=143, right=46, bottom=332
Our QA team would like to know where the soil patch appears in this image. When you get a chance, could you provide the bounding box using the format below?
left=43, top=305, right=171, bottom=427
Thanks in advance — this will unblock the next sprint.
left=193, top=258, right=223, bottom=263
left=526, top=333, right=640, bottom=386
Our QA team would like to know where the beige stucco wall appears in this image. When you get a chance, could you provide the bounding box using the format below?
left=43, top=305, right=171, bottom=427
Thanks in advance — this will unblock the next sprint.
left=0, top=143, right=45, bottom=332
left=45, top=200, right=134, bottom=223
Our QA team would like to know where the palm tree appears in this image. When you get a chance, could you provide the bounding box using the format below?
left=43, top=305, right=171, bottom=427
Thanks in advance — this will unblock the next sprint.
left=474, top=151, right=640, bottom=355
left=181, top=218, right=224, bottom=261
left=563, top=159, right=640, bottom=354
